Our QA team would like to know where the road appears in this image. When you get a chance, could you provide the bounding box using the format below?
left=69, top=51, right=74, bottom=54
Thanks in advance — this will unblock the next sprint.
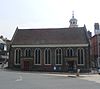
left=0, top=69, right=100, bottom=89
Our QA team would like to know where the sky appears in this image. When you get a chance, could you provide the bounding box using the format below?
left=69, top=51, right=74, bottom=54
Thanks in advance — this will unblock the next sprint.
left=0, top=0, right=100, bottom=40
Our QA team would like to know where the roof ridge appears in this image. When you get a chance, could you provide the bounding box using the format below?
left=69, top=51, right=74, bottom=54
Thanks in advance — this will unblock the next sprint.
left=18, top=27, right=84, bottom=30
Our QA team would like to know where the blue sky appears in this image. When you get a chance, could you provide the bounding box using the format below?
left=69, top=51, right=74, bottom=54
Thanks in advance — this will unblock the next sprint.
left=0, top=0, right=100, bottom=39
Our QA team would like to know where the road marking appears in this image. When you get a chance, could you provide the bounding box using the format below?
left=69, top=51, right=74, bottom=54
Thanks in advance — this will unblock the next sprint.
left=16, top=76, right=22, bottom=81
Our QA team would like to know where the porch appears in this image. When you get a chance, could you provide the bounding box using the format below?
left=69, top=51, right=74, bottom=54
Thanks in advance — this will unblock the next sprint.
left=64, top=56, right=78, bottom=72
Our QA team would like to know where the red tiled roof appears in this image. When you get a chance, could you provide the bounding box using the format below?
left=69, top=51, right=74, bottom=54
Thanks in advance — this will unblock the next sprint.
left=11, top=27, right=89, bottom=45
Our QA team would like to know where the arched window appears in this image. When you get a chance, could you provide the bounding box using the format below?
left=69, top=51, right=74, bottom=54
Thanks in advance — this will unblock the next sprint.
left=44, top=48, right=51, bottom=65
left=34, top=48, right=41, bottom=64
left=24, top=48, right=31, bottom=57
left=70, top=48, right=74, bottom=56
left=77, top=48, right=84, bottom=65
left=14, top=49, right=21, bottom=65
left=66, top=48, right=70, bottom=57
left=73, top=21, right=75, bottom=24
left=55, top=48, right=62, bottom=64
left=66, top=48, right=74, bottom=57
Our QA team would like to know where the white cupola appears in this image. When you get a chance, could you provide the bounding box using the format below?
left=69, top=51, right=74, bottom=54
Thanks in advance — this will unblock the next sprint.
left=69, top=11, right=78, bottom=28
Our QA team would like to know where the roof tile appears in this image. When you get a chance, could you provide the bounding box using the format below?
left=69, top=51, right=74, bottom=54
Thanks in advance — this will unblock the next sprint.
left=11, top=27, right=89, bottom=45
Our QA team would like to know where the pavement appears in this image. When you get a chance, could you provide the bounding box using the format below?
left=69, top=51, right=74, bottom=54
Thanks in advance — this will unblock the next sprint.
left=43, top=72, right=100, bottom=84
left=0, top=63, right=100, bottom=84
left=0, top=70, right=100, bottom=89
left=79, top=74, right=100, bottom=84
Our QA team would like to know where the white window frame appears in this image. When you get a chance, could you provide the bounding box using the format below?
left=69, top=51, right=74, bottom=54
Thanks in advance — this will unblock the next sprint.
left=24, top=48, right=31, bottom=57
left=34, top=48, right=41, bottom=65
left=44, top=48, right=51, bottom=65
left=77, top=48, right=85, bottom=65
left=14, top=48, right=22, bottom=65
left=66, top=48, right=74, bottom=57
left=55, top=48, right=62, bottom=65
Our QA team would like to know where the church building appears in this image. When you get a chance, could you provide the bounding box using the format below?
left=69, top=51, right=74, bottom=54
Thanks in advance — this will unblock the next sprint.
left=8, top=14, right=90, bottom=72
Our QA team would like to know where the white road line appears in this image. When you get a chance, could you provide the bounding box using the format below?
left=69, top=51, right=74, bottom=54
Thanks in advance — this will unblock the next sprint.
left=16, top=76, right=22, bottom=81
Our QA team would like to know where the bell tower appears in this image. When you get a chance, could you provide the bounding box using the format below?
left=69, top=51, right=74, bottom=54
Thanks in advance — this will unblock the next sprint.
left=69, top=11, right=78, bottom=28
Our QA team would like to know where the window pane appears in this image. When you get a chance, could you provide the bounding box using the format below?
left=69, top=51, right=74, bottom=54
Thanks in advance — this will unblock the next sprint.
left=45, top=49, right=47, bottom=64
left=56, top=57, right=58, bottom=64
left=25, top=49, right=31, bottom=57
left=16, top=50, right=18, bottom=64
left=48, top=50, right=50, bottom=64
left=15, top=49, right=21, bottom=64
left=67, top=49, right=70, bottom=57
left=59, top=55, right=61, bottom=64
left=81, top=49, right=84, bottom=64
left=56, top=49, right=58, bottom=64
left=35, top=50, right=37, bottom=64
left=59, top=49, right=62, bottom=64
left=78, top=49, right=80, bottom=64
left=35, top=49, right=41, bottom=64
left=18, top=50, right=21, bottom=64
left=28, top=49, right=31, bottom=57
left=38, top=50, right=40, bottom=64
left=56, top=48, right=62, bottom=64
left=70, top=49, right=73, bottom=56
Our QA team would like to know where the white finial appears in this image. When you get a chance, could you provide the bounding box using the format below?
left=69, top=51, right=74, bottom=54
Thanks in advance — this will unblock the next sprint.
left=72, top=11, right=74, bottom=18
